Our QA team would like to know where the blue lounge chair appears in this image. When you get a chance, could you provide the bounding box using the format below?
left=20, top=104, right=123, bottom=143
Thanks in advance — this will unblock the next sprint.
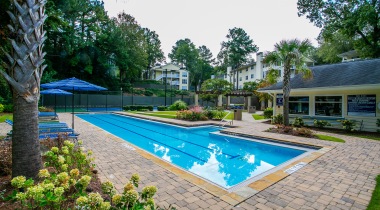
left=39, top=133, right=78, bottom=140
left=5, top=119, right=68, bottom=128
left=39, top=112, right=58, bottom=118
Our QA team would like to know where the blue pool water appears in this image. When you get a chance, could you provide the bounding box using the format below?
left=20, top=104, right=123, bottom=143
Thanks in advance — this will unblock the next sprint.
left=77, top=114, right=309, bottom=189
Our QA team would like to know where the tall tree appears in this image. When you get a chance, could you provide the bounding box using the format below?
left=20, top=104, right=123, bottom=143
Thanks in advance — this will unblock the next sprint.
left=1, top=0, right=46, bottom=178
left=217, top=27, right=258, bottom=89
left=316, top=32, right=355, bottom=64
left=143, top=28, right=165, bottom=79
left=193, top=45, right=214, bottom=90
left=169, top=38, right=199, bottom=88
left=297, top=0, right=380, bottom=58
left=263, top=39, right=313, bottom=126
left=200, top=78, right=233, bottom=104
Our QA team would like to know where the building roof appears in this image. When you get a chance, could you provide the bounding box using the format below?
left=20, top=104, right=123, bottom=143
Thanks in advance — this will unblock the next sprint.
left=258, top=59, right=380, bottom=92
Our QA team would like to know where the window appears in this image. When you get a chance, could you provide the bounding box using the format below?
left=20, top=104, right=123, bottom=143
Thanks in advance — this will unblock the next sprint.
left=251, top=74, right=254, bottom=79
left=182, top=79, right=187, bottom=84
left=315, top=96, right=342, bottom=116
left=182, top=72, right=187, bottom=77
left=289, top=96, right=309, bottom=115
left=239, top=70, right=242, bottom=73
left=246, top=68, right=248, bottom=72
left=181, top=86, right=187, bottom=90
left=224, top=74, right=227, bottom=78
left=239, top=77, right=242, bottom=81
left=245, top=76, right=248, bottom=80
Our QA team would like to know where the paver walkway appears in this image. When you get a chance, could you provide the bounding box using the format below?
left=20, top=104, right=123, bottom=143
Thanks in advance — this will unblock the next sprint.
left=2, top=113, right=379, bottom=209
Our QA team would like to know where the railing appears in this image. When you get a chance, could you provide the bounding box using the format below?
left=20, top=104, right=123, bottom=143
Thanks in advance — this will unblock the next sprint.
left=220, top=111, right=233, bottom=127
left=155, top=74, right=180, bottom=81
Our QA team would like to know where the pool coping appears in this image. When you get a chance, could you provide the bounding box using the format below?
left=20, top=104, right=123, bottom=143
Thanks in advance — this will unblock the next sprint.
left=91, top=112, right=334, bottom=206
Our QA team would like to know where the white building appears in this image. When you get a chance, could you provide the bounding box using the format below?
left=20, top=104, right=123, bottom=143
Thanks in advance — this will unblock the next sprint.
left=146, top=63, right=190, bottom=90
left=222, top=52, right=314, bottom=89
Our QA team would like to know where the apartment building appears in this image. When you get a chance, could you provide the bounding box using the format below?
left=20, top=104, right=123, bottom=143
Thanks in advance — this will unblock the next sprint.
left=222, top=52, right=314, bottom=89
left=146, top=63, right=190, bottom=90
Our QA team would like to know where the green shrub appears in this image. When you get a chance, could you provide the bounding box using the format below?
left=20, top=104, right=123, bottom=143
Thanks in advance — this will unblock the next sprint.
left=144, top=90, right=154, bottom=96
left=169, top=100, right=187, bottom=111
left=211, top=110, right=226, bottom=120
left=338, top=119, right=356, bottom=132
left=272, top=114, right=283, bottom=125
left=157, top=106, right=167, bottom=111
left=292, top=117, right=304, bottom=127
left=123, top=105, right=153, bottom=111
left=313, top=120, right=331, bottom=128
left=0, top=104, right=4, bottom=113
left=263, top=107, right=273, bottom=119
left=3, top=104, right=13, bottom=113
left=38, top=106, right=54, bottom=112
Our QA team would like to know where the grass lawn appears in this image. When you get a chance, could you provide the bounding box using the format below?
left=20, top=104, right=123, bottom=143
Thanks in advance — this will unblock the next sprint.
left=315, top=134, right=345, bottom=143
left=223, top=112, right=234, bottom=120
left=367, top=175, right=380, bottom=210
left=130, top=111, right=177, bottom=119
left=0, top=113, right=13, bottom=123
left=252, top=114, right=265, bottom=120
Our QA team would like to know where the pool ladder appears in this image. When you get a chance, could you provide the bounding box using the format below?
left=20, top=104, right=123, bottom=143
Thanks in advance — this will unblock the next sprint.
left=220, top=111, right=233, bottom=127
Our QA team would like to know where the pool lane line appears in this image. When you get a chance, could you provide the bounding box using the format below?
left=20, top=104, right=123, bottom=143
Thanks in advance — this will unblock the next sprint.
left=85, top=115, right=211, bottom=163
left=99, top=114, right=240, bottom=159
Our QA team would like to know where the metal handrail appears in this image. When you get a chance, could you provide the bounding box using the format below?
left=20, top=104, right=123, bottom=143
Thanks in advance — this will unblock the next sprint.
left=220, top=111, right=233, bottom=127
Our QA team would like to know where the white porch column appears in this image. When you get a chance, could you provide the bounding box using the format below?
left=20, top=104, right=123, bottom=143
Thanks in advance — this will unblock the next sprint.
left=247, top=96, right=252, bottom=108
left=218, top=94, right=223, bottom=107
left=227, top=96, right=231, bottom=106
left=195, top=94, right=199, bottom=106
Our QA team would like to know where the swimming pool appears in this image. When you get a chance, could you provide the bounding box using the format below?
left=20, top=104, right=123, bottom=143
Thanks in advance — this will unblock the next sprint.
left=77, top=113, right=312, bottom=189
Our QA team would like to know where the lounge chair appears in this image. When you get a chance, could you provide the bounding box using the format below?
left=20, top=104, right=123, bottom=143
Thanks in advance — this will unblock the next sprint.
left=6, top=119, right=68, bottom=128
left=38, top=112, right=58, bottom=118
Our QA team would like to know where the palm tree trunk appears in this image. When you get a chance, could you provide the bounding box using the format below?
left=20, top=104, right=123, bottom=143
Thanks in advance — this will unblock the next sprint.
left=283, top=65, right=291, bottom=126
left=12, top=92, right=42, bottom=178
left=0, top=0, right=47, bottom=179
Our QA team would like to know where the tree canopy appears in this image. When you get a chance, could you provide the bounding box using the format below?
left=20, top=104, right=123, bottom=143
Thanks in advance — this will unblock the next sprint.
left=297, top=0, right=380, bottom=58
left=217, top=27, right=258, bottom=69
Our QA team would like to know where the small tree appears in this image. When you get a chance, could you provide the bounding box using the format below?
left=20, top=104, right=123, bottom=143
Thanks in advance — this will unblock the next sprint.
left=263, top=39, right=313, bottom=126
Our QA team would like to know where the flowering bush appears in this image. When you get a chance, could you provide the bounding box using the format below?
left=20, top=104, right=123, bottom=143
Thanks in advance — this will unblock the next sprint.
left=75, top=174, right=157, bottom=210
left=292, top=117, right=304, bottom=127
left=7, top=141, right=162, bottom=210
left=176, top=106, right=208, bottom=121
left=338, top=119, right=356, bottom=132
left=8, top=141, right=96, bottom=209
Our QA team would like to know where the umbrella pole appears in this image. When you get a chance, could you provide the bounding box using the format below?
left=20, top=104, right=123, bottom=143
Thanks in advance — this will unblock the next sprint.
left=72, top=88, right=74, bottom=130
left=55, top=94, right=57, bottom=115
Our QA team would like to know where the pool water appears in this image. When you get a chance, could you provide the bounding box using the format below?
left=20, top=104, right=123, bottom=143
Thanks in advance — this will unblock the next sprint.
left=77, top=114, right=309, bottom=189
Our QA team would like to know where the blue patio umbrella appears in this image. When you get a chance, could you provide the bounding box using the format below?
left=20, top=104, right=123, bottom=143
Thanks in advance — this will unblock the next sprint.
left=40, top=89, right=72, bottom=115
left=41, top=77, right=107, bottom=129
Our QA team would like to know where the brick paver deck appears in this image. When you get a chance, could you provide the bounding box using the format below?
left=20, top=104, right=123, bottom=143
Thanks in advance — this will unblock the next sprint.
left=1, top=112, right=379, bottom=209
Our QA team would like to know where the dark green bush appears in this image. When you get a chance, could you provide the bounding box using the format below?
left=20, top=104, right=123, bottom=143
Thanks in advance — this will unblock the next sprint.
left=272, top=114, right=283, bottom=125
left=313, top=120, right=331, bottom=128
left=168, top=100, right=187, bottom=111
left=263, top=107, right=273, bottom=119
left=123, top=105, right=153, bottom=111
left=292, top=117, right=304, bottom=127
left=157, top=106, right=167, bottom=111
left=144, top=90, right=154, bottom=96
left=3, top=104, right=13, bottom=113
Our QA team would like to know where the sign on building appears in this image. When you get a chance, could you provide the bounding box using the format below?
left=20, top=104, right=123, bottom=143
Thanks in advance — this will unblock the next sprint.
left=347, top=95, right=376, bottom=117
left=276, top=94, right=283, bottom=106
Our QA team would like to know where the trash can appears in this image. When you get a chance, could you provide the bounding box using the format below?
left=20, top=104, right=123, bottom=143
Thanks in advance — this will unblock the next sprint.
left=248, top=106, right=256, bottom=113
left=233, top=109, right=242, bottom=120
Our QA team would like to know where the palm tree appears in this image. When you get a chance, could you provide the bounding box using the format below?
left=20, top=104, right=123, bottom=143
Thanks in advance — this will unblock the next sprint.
left=263, top=39, right=313, bottom=126
left=0, top=0, right=46, bottom=178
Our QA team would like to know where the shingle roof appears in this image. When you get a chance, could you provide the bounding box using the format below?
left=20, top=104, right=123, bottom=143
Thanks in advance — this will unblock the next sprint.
left=259, top=59, right=380, bottom=91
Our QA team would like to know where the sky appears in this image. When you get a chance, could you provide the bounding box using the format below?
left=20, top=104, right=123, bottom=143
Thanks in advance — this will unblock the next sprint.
left=103, top=0, right=321, bottom=61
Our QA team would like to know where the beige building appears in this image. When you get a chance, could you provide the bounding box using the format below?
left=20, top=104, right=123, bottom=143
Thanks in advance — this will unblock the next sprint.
left=259, top=59, right=380, bottom=132
left=146, top=63, right=190, bottom=90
